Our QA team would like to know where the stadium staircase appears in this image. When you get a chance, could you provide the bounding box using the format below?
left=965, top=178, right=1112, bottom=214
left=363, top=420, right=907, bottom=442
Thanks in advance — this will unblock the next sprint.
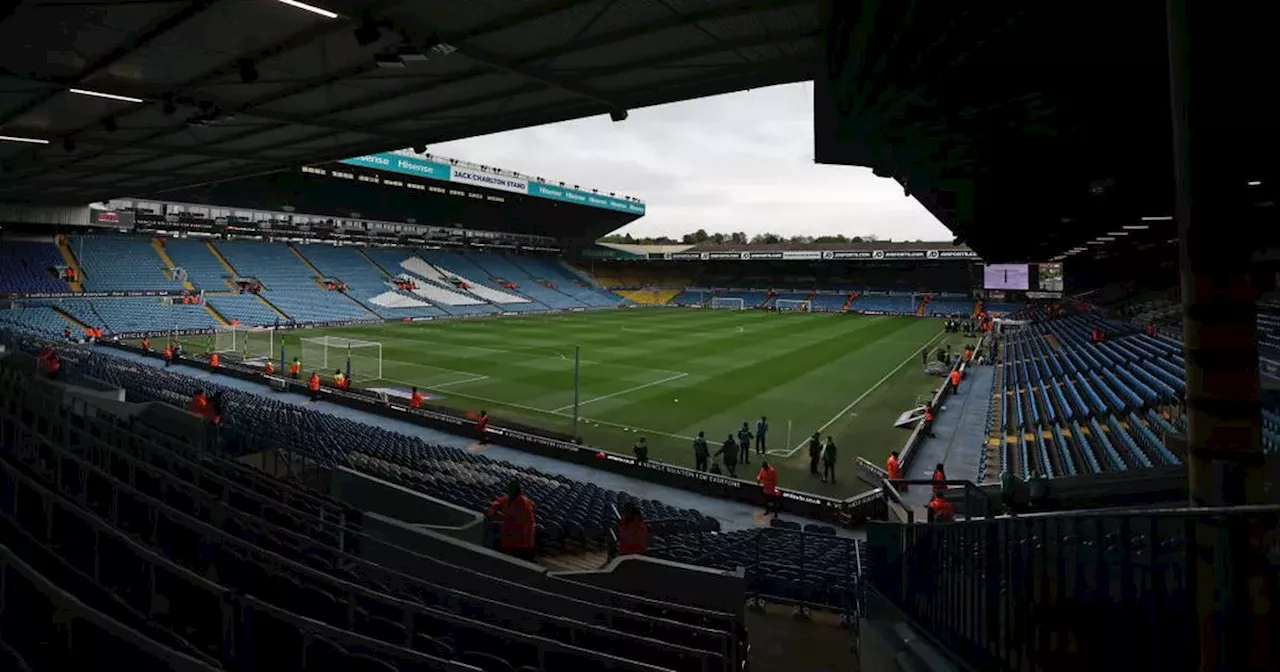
left=288, top=244, right=332, bottom=290
left=204, top=302, right=231, bottom=326
left=357, top=248, right=395, bottom=278
left=50, top=306, right=88, bottom=331
left=916, top=294, right=931, bottom=316
left=55, top=236, right=85, bottom=292
left=151, top=238, right=194, bottom=290
left=842, top=291, right=858, bottom=312
left=206, top=241, right=239, bottom=278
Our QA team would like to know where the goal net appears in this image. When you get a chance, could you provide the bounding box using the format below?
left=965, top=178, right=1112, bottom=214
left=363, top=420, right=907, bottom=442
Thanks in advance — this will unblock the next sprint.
left=775, top=299, right=810, bottom=312
left=213, top=326, right=275, bottom=362
left=300, top=336, right=383, bottom=383
left=710, top=297, right=745, bottom=310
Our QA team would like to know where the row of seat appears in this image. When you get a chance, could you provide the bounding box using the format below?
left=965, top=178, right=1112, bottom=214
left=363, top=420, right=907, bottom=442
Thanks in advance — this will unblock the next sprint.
left=0, top=337, right=742, bottom=671
left=0, top=241, right=70, bottom=293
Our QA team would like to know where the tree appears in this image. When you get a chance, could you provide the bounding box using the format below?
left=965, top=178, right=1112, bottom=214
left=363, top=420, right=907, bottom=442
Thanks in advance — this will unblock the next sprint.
left=710, top=232, right=727, bottom=244
left=730, top=232, right=748, bottom=245
left=693, top=228, right=709, bottom=243
left=813, top=235, right=849, bottom=244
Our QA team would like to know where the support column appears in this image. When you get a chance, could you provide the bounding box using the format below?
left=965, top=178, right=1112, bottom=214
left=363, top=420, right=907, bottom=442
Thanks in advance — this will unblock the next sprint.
left=1166, top=1, right=1271, bottom=670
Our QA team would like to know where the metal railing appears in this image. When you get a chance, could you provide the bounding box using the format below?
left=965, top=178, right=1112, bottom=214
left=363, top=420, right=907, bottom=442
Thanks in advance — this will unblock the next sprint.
left=868, top=505, right=1280, bottom=672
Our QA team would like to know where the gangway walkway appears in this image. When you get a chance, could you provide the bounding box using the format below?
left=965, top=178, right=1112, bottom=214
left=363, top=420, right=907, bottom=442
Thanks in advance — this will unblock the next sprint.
left=902, top=362, right=996, bottom=507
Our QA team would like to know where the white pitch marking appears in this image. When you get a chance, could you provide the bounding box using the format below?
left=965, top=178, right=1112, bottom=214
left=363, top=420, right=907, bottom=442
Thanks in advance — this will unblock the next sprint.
left=767, top=329, right=948, bottom=458
left=551, top=371, right=689, bottom=413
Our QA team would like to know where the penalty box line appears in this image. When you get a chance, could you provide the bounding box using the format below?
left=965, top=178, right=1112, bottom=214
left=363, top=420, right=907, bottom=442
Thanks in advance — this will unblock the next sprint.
left=767, top=329, right=949, bottom=459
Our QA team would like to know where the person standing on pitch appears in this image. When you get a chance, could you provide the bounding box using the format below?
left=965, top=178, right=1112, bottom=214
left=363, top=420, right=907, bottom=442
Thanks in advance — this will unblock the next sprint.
left=808, top=432, right=822, bottom=476
left=716, top=433, right=739, bottom=478
left=737, top=422, right=753, bottom=465
left=755, top=416, right=768, bottom=456
left=692, top=431, right=710, bottom=472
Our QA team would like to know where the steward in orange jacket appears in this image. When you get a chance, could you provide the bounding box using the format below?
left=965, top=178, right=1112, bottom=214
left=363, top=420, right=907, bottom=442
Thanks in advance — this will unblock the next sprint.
left=928, top=494, right=956, bottom=522
left=616, top=503, right=649, bottom=556
left=487, top=481, right=536, bottom=561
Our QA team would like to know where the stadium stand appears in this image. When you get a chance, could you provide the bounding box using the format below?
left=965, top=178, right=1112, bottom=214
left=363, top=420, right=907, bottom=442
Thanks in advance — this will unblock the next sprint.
left=214, top=240, right=375, bottom=324
left=161, top=238, right=232, bottom=291
left=417, top=252, right=535, bottom=309
left=1, top=333, right=746, bottom=672
left=204, top=293, right=285, bottom=327
left=0, top=240, right=70, bottom=294
left=848, top=293, right=915, bottom=314
left=647, top=521, right=864, bottom=614
left=72, top=236, right=182, bottom=292
left=465, top=253, right=586, bottom=310
left=0, top=306, right=73, bottom=339
left=294, top=245, right=448, bottom=320
left=987, top=313, right=1190, bottom=483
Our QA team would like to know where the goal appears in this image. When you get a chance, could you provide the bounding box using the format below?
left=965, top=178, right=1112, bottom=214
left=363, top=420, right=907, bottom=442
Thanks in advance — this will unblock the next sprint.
left=710, top=297, right=745, bottom=310
left=213, top=326, right=276, bottom=362
left=775, top=299, right=810, bottom=312
left=300, top=336, right=383, bottom=383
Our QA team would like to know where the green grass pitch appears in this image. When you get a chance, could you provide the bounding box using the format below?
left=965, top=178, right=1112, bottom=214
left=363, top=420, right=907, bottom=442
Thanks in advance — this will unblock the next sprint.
left=186, top=308, right=975, bottom=497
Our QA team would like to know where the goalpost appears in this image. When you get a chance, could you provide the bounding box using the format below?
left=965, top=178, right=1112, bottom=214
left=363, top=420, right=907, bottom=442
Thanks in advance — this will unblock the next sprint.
left=213, top=325, right=275, bottom=362
left=300, top=336, right=383, bottom=383
left=710, top=297, right=745, bottom=310
left=775, top=299, right=810, bottom=313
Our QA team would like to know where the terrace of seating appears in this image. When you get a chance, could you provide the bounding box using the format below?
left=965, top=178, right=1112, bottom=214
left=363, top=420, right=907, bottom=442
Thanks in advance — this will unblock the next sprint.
left=0, top=240, right=70, bottom=294
left=849, top=294, right=915, bottom=314
left=214, top=240, right=374, bottom=323
left=0, top=306, right=73, bottom=339
left=985, top=315, right=1189, bottom=482
left=73, top=236, right=181, bottom=292
left=161, top=238, right=231, bottom=290
left=419, top=252, right=536, bottom=310
left=647, top=521, right=864, bottom=614
left=41, top=297, right=221, bottom=335
left=615, top=289, right=681, bottom=305
left=204, top=293, right=284, bottom=327
left=465, top=253, right=584, bottom=310
left=0, top=348, right=742, bottom=672
left=925, top=298, right=974, bottom=316
left=514, top=257, right=622, bottom=307
left=297, top=245, right=447, bottom=321
left=671, top=289, right=710, bottom=307
left=809, top=293, right=849, bottom=312
left=365, top=250, right=496, bottom=317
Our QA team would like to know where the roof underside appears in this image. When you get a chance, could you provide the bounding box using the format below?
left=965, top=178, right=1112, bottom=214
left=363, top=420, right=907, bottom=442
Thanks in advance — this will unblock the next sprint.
left=814, top=0, right=1279, bottom=262
left=0, top=0, right=818, bottom=205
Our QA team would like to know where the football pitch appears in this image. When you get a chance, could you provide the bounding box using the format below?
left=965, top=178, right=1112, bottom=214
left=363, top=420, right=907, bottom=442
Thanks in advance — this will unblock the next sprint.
left=192, top=308, right=974, bottom=497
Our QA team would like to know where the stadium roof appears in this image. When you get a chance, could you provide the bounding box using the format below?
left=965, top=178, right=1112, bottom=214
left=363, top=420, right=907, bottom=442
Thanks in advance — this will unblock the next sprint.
left=813, top=0, right=1278, bottom=262
left=0, top=0, right=818, bottom=205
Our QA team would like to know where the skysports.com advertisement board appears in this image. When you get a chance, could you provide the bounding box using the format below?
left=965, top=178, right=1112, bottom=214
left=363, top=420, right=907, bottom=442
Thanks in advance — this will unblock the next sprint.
left=338, top=152, right=644, bottom=215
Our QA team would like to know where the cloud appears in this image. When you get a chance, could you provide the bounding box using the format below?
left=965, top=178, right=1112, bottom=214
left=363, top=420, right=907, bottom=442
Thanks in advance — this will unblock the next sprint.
left=431, top=82, right=952, bottom=241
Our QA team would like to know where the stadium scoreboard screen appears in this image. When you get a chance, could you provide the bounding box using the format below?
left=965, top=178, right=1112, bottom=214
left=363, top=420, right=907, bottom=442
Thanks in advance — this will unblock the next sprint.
left=983, top=262, right=1064, bottom=296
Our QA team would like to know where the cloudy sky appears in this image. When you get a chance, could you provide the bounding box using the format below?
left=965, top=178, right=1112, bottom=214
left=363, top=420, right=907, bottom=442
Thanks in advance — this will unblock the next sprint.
left=431, top=82, right=951, bottom=242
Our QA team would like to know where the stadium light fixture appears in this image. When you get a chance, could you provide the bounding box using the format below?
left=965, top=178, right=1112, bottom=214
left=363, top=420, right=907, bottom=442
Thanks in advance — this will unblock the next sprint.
left=1140, top=215, right=1173, bottom=221
left=1096, top=236, right=1115, bottom=242
left=275, top=0, right=339, bottom=19
left=1123, top=224, right=1151, bottom=230
left=0, top=134, right=49, bottom=144
left=1087, top=240, right=1106, bottom=245
left=1107, top=231, right=1129, bottom=236
left=69, top=88, right=144, bottom=103
left=1248, top=180, right=1262, bottom=186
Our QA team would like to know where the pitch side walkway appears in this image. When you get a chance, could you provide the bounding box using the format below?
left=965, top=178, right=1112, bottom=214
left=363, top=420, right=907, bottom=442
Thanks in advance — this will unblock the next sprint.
left=902, top=362, right=996, bottom=508
left=96, top=347, right=860, bottom=537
